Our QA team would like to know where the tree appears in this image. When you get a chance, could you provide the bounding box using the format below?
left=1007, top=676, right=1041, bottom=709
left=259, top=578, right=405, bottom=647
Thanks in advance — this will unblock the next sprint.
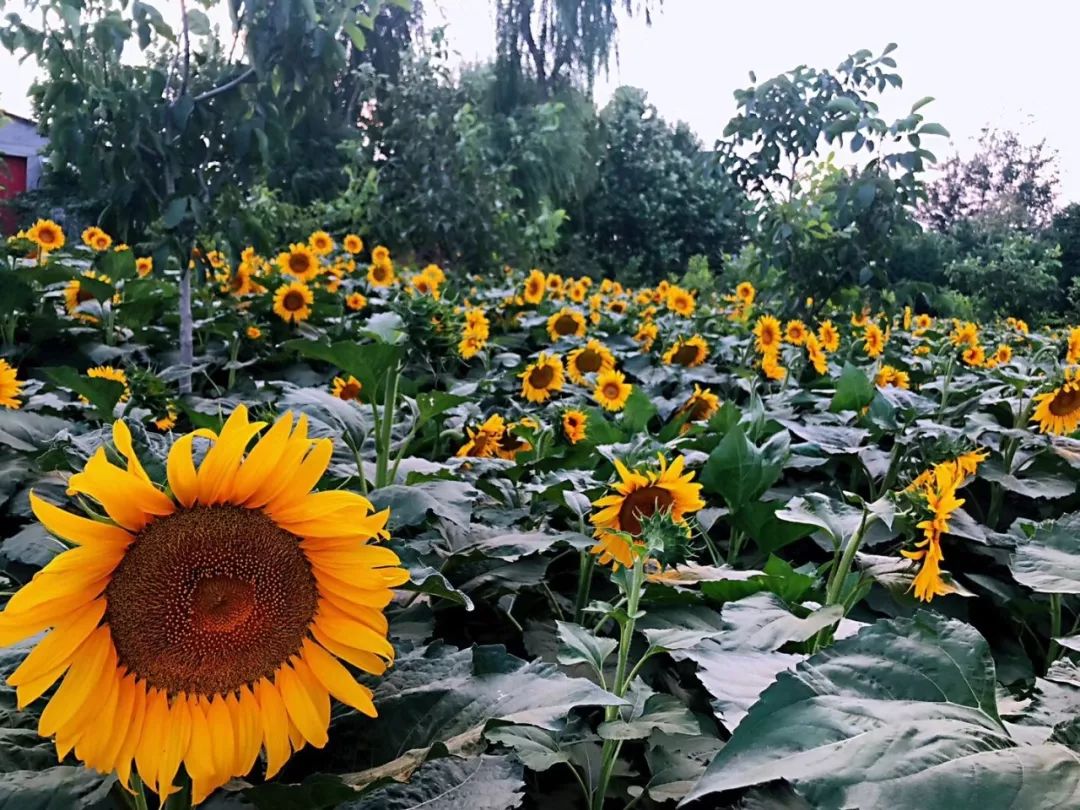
left=1050, top=203, right=1080, bottom=302
left=920, top=128, right=1059, bottom=233
left=0, top=0, right=392, bottom=391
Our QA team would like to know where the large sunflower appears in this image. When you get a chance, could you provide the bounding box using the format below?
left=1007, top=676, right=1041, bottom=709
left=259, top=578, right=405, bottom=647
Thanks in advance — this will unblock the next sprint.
left=1033, top=379, right=1080, bottom=435
left=273, top=281, right=314, bottom=324
left=546, top=308, right=587, bottom=342
left=277, top=243, right=321, bottom=282
left=520, top=353, right=565, bottom=403
left=0, top=359, right=23, bottom=409
left=0, top=409, right=405, bottom=804
left=590, top=455, right=704, bottom=569
left=566, top=340, right=615, bottom=385
left=662, top=335, right=709, bottom=368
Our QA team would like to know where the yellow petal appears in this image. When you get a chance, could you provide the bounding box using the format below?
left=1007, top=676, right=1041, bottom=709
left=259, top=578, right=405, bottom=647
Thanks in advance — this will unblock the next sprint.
left=231, top=412, right=294, bottom=504
left=38, top=625, right=112, bottom=737
left=198, top=407, right=267, bottom=505
left=301, top=639, right=377, bottom=717
left=30, top=491, right=134, bottom=548
left=156, top=697, right=191, bottom=798
left=134, top=689, right=169, bottom=795
left=255, top=678, right=291, bottom=779
left=114, top=679, right=148, bottom=790
left=8, top=598, right=105, bottom=687
left=98, top=673, right=138, bottom=775
left=186, top=697, right=219, bottom=806
left=167, top=432, right=204, bottom=508
left=310, top=624, right=389, bottom=676
left=312, top=606, right=394, bottom=661
left=112, top=420, right=150, bottom=483
left=68, top=448, right=173, bottom=530
left=243, top=416, right=311, bottom=508
left=206, top=695, right=237, bottom=789
left=262, top=439, right=333, bottom=514
left=276, top=662, right=329, bottom=748
left=232, top=688, right=263, bottom=777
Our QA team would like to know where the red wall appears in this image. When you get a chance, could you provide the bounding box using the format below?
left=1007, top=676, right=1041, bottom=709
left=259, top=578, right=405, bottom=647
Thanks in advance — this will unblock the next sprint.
left=0, top=155, right=28, bottom=235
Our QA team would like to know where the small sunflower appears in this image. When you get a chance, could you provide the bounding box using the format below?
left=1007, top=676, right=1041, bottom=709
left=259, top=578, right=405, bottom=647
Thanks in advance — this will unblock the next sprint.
left=992, top=344, right=1013, bottom=366
left=546, top=308, right=587, bottom=342
left=634, top=321, right=658, bottom=352
left=675, top=385, right=719, bottom=431
left=566, top=340, right=616, bottom=385
left=458, top=333, right=486, bottom=360
left=914, top=314, right=933, bottom=332
left=761, top=349, right=786, bottom=381
left=784, top=319, right=808, bottom=346
left=135, top=257, right=153, bottom=278
left=590, top=455, right=705, bottom=570
left=343, top=234, right=364, bottom=255
left=520, top=353, right=565, bottom=403
left=367, top=261, right=396, bottom=288
left=86, top=365, right=131, bottom=403
left=495, top=423, right=533, bottom=461
left=875, top=365, right=910, bottom=389
left=277, top=243, right=321, bottom=282
left=371, top=245, right=391, bottom=265
left=0, top=359, right=23, bottom=409
left=735, top=281, right=755, bottom=305
left=273, top=281, right=314, bottom=324
left=805, top=333, right=828, bottom=375
left=153, top=407, right=178, bottom=431
left=0, top=410, right=403, bottom=804
left=1033, top=380, right=1080, bottom=436
left=563, top=410, right=588, bottom=444
left=421, top=264, right=446, bottom=286
left=82, top=226, right=112, bottom=251
left=546, top=273, right=564, bottom=293
left=523, top=270, right=546, bottom=305
left=962, top=345, right=985, bottom=367
left=331, top=375, right=362, bottom=401
left=246, top=326, right=262, bottom=340
left=753, top=316, right=782, bottom=354
left=410, top=274, right=439, bottom=299
left=28, top=219, right=65, bottom=252
left=593, top=369, right=632, bottom=412
left=308, top=230, right=334, bottom=256
left=663, top=335, right=709, bottom=368
left=863, top=323, right=886, bottom=358
left=64, top=271, right=112, bottom=323
left=817, top=320, right=840, bottom=353
left=666, top=286, right=695, bottom=317
left=456, top=414, right=506, bottom=458
left=346, top=292, right=367, bottom=311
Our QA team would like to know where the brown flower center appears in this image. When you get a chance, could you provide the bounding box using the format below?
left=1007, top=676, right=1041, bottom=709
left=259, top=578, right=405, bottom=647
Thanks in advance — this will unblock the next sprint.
left=529, top=363, right=555, bottom=389
left=338, top=382, right=361, bottom=401
left=618, top=486, right=675, bottom=536
left=553, top=314, right=580, bottom=335
left=574, top=349, right=602, bottom=374
left=76, top=287, right=95, bottom=304
left=105, top=505, right=317, bottom=696
left=602, top=382, right=622, bottom=400
left=1050, top=387, right=1080, bottom=417
left=288, top=252, right=312, bottom=274
left=672, top=343, right=700, bottom=366
left=283, top=290, right=306, bottom=311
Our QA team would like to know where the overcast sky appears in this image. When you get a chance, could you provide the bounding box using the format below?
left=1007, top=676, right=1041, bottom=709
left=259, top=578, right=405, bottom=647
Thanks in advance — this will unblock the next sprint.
left=1, top=0, right=1076, bottom=202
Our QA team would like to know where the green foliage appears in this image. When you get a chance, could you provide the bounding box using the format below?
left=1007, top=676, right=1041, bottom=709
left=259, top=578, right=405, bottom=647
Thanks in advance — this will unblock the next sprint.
left=945, top=234, right=1062, bottom=321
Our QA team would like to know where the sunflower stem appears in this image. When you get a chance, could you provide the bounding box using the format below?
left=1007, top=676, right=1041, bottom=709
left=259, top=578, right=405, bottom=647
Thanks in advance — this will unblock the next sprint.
left=130, top=774, right=151, bottom=810
left=1047, top=593, right=1063, bottom=670
left=573, top=551, right=595, bottom=624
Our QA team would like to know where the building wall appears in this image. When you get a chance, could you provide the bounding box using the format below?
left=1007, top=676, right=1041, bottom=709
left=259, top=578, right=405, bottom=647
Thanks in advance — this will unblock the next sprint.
left=0, top=117, right=47, bottom=191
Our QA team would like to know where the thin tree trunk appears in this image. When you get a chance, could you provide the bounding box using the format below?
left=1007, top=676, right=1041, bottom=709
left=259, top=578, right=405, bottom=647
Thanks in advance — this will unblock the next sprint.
left=178, top=263, right=194, bottom=394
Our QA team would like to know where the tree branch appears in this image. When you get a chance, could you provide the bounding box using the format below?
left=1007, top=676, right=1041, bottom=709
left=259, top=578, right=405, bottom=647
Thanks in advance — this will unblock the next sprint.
left=192, top=67, right=256, bottom=103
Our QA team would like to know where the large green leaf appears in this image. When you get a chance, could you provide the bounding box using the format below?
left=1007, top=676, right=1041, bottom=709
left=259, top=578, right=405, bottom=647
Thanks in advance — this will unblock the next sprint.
left=829, top=362, right=875, bottom=413
left=344, top=755, right=524, bottom=810
left=684, top=613, right=1080, bottom=809
left=284, top=339, right=403, bottom=400
left=1011, top=514, right=1080, bottom=593
left=0, top=766, right=114, bottom=808
left=699, top=425, right=788, bottom=511
left=42, top=367, right=125, bottom=420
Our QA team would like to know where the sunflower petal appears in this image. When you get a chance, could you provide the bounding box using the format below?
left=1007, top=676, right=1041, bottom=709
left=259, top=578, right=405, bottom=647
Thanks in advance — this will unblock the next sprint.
left=301, top=639, right=377, bottom=717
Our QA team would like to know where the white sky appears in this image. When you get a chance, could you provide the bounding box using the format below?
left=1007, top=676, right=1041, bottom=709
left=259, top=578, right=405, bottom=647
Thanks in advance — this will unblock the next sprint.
left=1, top=0, right=1077, bottom=201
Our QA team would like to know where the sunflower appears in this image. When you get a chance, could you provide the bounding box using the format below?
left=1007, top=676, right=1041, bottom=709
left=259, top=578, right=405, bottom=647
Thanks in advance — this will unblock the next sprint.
left=761, top=349, right=786, bottom=381
left=82, top=226, right=112, bottom=251
left=914, top=314, right=933, bottom=332
left=992, top=344, right=1013, bottom=366
left=458, top=333, right=485, bottom=360
left=817, top=320, right=840, bottom=353
left=634, top=321, right=658, bottom=352
left=566, top=340, right=616, bottom=385
left=64, top=271, right=112, bottom=323
left=753, top=316, right=781, bottom=354
left=367, top=261, right=395, bottom=288
left=0, top=359, right=23, bottom=409
left=950, top=321, right=979, bottom=348
left=863, top=323, right=885, bottom=358
left=901, top=459, right=973, bottom=601
left=546, top=308, right=587, bottom=342
left=277, top=243, right=321, bottom=282
left=523, top=270, right=546, bottom=305
left=1067, top=327, right=1080, bottom=365
left=962, top=345, right=985, bottom=367
left=421, top=264, right=446, bottom=286
left=371, top=246, right=391, bottom=265
left=875, top=365, right=910, bottom=389
left=331, top=375, right=362, bottom=401
left=663, top=335, right=709, bottom=368
left=569, top=282, right=588, bottom=303
left=666, top=286, right=696, bottom=317
left=784, top=319, right=808, bottom=346
left=593, top=369, right=632, bottom=412
left=86, top=365, right=131, bottom=403
left=246, top=326, right=262, bottom=340
left=153, top=407, right=178, bottom=432
left=546, top=273, right=564, bottom=293
left=273, top=281, right=314, bottom=324
left=28, top=219, right=65, bottom=252
left=308, top=231, right=334, bottom=256
left=135, top=257, right=153, bottom=278
left=735, top=281, right=755, bottom=305
left=607, top=299, right=628, bottom=316
left=590, top=455, right=704, bottom=570
left=456, top=414, right=506, bottom=458
left=804, top=333, right=828, bottom=375
left=563, top=410, right=587, bottom=444
left=495, top=423, right=533, bottom=461
left=0, top=410, right=403, bottom=803
left=520, top=353, right=565, bottom=403
left=1033, top=380, right=1080, bottom=435
left=902, top=306, right=912, bottom=330
left=675, top=385, right=719, bottom=431
left=343, top=234, right=364, bottom=255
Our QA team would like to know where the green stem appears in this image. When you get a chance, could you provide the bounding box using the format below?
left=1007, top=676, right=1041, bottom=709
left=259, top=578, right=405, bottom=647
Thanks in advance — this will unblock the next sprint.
left=130, top=774, right=150, bottom=810
left=1048, top=593, right=1063, bottom=669
left=573, top=551, right=595, bottom=624
left=825, top=506, right=869, bottom=608
left=726, top=527, right=746, bottom=564
left=374, top=365, right=400, bottom=488
left=936, top=355, right=955, bottom=418
left=226, top=336, right=240, bottom=391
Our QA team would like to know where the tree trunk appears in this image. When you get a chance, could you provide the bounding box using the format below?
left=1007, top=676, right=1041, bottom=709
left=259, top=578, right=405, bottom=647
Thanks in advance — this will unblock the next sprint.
left=178, top=263, right=194, bottom=394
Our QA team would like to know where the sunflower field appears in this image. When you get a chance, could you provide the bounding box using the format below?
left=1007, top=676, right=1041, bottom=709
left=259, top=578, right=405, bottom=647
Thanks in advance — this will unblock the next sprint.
left=2, top=221, right=1080, bottom=810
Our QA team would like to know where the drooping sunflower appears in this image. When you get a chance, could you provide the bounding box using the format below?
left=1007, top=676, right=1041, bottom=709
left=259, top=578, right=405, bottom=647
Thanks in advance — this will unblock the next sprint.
left=86, top=365, right=131, bottom=403
left=277, top=243, right=321, bottom=282
left=593, top=369, right=632, bottom=412
left=784, top=320, right=808, bottom=346
left=563, top=410, right=588, bottom=444
left=1033, top=379, right=1080, bottom=435
left=331, top=375, right=362, bottom=401
left=308, top=231, right=334, bottom=256
left=590, top=455, right=705, bottom=570
left=817, top=320, right=840, bottom=353
left=546, top=308, right=587, bottom=342
left=367, top=261, right=395, bottom=288
left=346, top=292, right=368, bottom=311
left=456, top=414, right=506, bottom=458
left=153, top=407, right=178, bottom=432
left=665, top=286, right=696, bottom=317
left=520, top=353, right=565, bottom=403
left=566, top=340, right=616, bottom=385
left=804, top=333, right=828, bottom=375
left=0, top=359, right=23, bottom=409
left=753, top=316, right=781, bottom=354
left=343, top=234, right=364, bottom=255
left=0, top=410, right=404, bottom=804
left=135, top=257, right=153, bottom=278
left=523, top=269, right=546, bottom=305
left=273, top=281, right=314, bottom=324
left=675, top=385, right=719, bottom=432
left=663, top=335, right=709, bottom=368
left=634, top=321, right=658, bottom=352
left=875, top=365, right=910, bottom=389
left=761, top=349, right=786, bottom=381
left=27, top=219, right=65, bottom=252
